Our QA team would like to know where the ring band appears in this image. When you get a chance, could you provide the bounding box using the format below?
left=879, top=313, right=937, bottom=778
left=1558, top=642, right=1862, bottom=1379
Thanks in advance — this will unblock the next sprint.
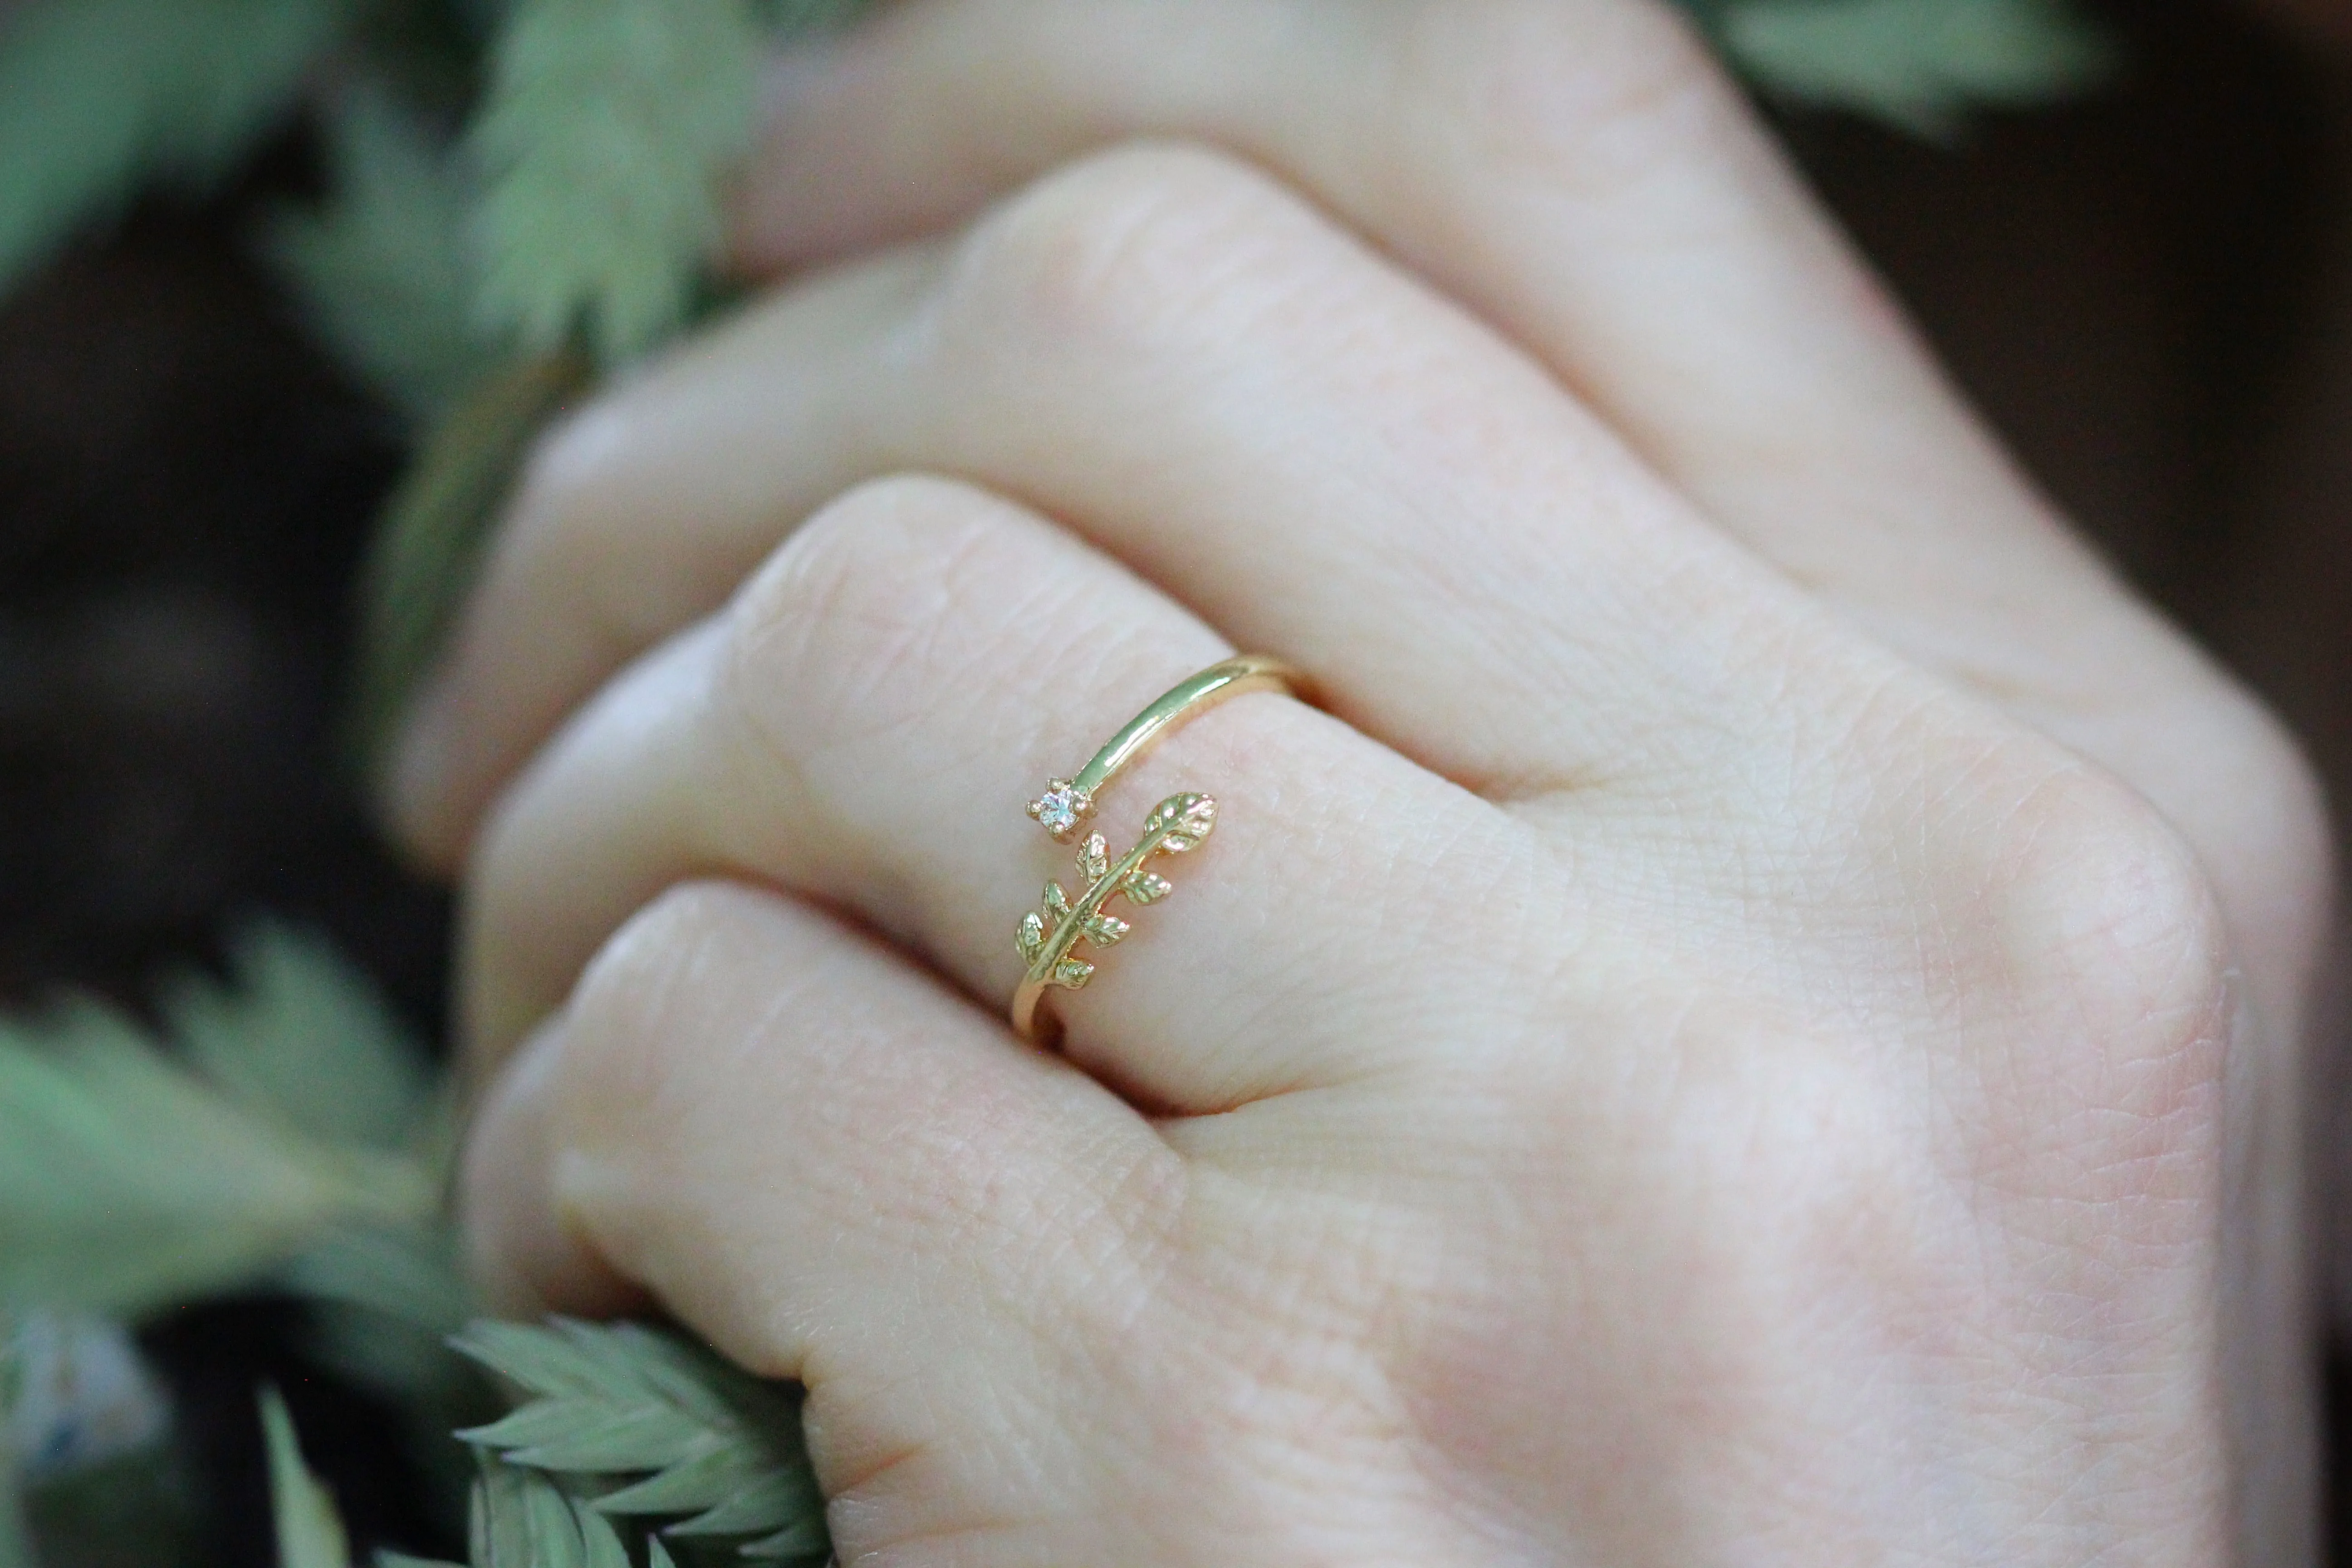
left=1012, top=655, right=1309, bottom=1045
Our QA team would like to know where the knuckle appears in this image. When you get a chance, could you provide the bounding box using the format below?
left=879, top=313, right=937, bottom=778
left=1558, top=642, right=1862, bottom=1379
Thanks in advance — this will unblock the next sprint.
left=941, top=139, right=1317, bottom=362
left=1994, top=762, right=2230, bottom=1049
left=571, top=879, right=738, bottom=1036
left=715, top=474, right=1027, bottom=759
left=561, top=879, right=765, bottom=1107
left=1957, top=755, right=2234, bottom=1194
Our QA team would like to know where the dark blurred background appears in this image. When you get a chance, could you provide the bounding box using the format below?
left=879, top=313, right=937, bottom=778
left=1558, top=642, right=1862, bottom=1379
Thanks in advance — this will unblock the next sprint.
left=5, top=0, right=2351, bottom=1560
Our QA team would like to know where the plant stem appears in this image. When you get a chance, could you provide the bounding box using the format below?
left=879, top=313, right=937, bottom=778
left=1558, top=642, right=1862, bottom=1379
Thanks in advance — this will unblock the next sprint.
left=1026, top=829, right=1170, bottom=987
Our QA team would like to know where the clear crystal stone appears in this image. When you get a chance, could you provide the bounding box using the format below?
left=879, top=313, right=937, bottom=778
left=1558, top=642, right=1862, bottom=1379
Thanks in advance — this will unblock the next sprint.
left=1033, top=785, right=1083, bottom=836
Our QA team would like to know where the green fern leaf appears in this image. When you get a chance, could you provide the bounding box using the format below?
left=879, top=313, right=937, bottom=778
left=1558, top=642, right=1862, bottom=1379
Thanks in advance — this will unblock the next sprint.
left=452, top=1318, right=827, bottom=1562
left=738, top=1514, right=828, bottom=1560
left=161, top=920, right=433, bottom=1154
left=261, top=1386, right=353, bottom=1568
left=1713, top=0, right=2114, bottom=139
left=282, top=1223, right=473, bottom=1335
left=0, top=1002, right=433, bottom=1317
left=0, top=0, right=353, bottom=294
left=268, top=85, right=502, bottom=426
left=469, top=0, right=765, bottom=364
left=349, top=346, right=591, bottom=773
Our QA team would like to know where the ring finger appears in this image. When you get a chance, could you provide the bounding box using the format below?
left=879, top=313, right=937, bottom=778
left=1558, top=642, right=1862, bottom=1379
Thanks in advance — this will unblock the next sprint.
left=463, top=472, right=1533, bottom=1112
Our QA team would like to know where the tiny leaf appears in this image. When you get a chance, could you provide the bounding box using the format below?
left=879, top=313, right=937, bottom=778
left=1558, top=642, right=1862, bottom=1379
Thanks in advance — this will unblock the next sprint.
left=1016, top=912, right=1046, bottom=963
left=737, top=1514, right=830, bottom=1559
left=1042, top=882, right=1071, bottom=922
left=1123, top=872, right=1174, bottom=906
left=1054, top=959, right=1096, bottom=990
left=668, top=1465, right=821, bottom=1536
left=1081, top=912, right=1129, bottom=949
left=1142, top=793, right=1217, bottom=854
left=593, top=1443, right=765, bottom=1514
left=1079, top=834, right=1110, bottom=882
left=571, top=1497, right=632, bottom=1568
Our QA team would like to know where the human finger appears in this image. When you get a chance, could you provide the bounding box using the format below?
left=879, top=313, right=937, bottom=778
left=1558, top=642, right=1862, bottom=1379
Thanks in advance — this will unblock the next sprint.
left=461, top=471, right=1527, bottom=1111
left=459, top=877, right=1222, bottom=1563
left=396, top=142, right=1815, bottom=872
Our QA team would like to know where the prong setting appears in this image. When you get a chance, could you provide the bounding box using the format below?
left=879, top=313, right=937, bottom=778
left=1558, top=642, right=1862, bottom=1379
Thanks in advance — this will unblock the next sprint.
left=1026, top=779, right=1095, bottom=841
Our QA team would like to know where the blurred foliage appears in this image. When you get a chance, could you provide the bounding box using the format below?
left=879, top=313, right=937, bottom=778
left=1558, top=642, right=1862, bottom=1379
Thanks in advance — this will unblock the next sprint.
left=0, top=0, right=350, bottom=293
left=270, top=85, right=501, bottom=428
left=350, top=346, right=593, bottom=772
left=0, top=923, right=440, bottom=1318
left=263, top=1319, right=824, bottom=1567
left=452, top=1318, right=826, bottom=1562
left=265, top=1386, right=355, bottom=1568
left=1718, top=0, right=2115, bottom=138
left=470, top=0, right=765, bottom=364
left=21, top=1445, right=197, bottom=1568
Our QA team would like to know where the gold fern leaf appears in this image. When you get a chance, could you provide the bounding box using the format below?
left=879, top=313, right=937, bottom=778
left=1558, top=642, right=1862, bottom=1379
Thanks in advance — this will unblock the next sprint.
left=1142, top=794, right=1217, bottom=853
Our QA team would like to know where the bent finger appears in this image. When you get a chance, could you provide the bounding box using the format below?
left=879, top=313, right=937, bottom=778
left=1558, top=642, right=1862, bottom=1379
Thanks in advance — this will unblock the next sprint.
left=461, top=877, right=1191, bottom=1558
left=461, top=473, right=1521, bottom=1109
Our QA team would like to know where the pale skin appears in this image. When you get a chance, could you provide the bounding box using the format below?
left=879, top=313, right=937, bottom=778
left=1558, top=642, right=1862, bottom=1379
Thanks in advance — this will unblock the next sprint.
left=389, top=2, right=2337, bottom=1562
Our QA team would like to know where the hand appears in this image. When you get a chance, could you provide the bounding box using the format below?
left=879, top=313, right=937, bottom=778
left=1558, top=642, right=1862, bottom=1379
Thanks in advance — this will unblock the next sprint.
left=394, top=3, right=2333, bottom=1561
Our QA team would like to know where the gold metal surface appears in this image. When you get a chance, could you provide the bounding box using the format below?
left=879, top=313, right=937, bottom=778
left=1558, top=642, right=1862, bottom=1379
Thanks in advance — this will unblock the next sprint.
left=1012, top=655, right=1307, bottom=1046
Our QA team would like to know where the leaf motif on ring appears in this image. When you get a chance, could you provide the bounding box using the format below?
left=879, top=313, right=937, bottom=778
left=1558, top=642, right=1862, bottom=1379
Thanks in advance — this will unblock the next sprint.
left=1016, top=792, right=1219, bottom=999
left=1141, top=794, right=1216, bottom=853
left=1122, top=872, right=1173, bottom=906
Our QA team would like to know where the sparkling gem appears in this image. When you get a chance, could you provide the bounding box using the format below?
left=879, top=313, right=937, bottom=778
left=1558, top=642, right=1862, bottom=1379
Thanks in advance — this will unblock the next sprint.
left=1031, top=784, right=1085, bottom=837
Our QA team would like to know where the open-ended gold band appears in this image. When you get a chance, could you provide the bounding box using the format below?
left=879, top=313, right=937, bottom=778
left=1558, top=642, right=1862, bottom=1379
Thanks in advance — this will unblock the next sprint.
left=1011, top=655, right=1309, bottom=1046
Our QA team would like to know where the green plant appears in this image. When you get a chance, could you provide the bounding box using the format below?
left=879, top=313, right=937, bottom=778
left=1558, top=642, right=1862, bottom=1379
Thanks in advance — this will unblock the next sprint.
left=266, top=1319, right=828, bottom=1568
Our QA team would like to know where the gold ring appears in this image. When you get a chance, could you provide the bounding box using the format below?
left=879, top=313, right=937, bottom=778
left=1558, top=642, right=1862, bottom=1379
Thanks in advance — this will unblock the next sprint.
left=1012, top=655, right=1308, bottom=1045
